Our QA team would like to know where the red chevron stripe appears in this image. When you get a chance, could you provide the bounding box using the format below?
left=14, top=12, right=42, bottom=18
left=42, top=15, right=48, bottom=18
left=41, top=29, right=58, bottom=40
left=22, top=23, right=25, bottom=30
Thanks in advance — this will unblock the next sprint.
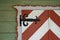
left=49, top=30, right=60, bottom=40
left=41, top=30, right=60, bottom=40
left=22, top=10, right=32, bottom=19
left=40, top=30, right=49, bottom=40
left=49, top=10, right=60, bottom=27
left=22, top=10, right=49, bottom=40
left=41, top=10, right=60, bottom=40
left=22, top=10, right=32, bottom=17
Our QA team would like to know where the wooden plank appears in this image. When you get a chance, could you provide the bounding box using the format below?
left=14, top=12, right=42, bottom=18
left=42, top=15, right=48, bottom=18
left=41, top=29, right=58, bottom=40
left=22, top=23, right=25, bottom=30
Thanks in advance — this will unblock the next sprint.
left=0, top=11, right=16, bottom=21
left=0, top=22, right=16, bottom=32
left=0, top=34, right=16, bottom=40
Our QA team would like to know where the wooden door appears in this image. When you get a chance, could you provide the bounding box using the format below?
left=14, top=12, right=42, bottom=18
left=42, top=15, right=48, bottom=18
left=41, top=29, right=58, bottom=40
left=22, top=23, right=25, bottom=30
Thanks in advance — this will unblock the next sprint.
left=21, top=10, right=60, bottom=40
left=14, top=6, right=60, bottom=40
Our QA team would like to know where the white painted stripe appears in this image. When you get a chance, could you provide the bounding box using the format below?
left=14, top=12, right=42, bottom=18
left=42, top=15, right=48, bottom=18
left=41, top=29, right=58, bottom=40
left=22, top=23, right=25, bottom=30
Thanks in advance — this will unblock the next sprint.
left=22, top=10, right=44, bottom=33
left=17, top=10, right=22, bottom=40
left=29, top=19, right=49, bottom=40
left=14, top=6, right=60, bottom=10
left=54, top=10, right=60, bottom=16
left=49, top=18, right=60, bottom=39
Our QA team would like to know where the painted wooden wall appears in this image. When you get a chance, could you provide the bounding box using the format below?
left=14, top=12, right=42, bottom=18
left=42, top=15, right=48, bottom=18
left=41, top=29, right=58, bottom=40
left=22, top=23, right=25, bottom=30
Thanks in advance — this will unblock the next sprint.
left=0, top=0, right=60, bottom=40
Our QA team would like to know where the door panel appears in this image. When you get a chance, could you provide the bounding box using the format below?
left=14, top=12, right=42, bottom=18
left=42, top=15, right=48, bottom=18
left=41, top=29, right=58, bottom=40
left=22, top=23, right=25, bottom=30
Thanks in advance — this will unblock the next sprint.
left=21, top=10, right=60, bottom=40
left=16, top=6, right=60, bottom=40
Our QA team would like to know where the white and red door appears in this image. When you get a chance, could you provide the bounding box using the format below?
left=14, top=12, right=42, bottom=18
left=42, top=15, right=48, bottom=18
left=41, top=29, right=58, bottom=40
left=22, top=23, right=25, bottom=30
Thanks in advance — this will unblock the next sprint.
left=14, top=6, right=60, bottom=40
